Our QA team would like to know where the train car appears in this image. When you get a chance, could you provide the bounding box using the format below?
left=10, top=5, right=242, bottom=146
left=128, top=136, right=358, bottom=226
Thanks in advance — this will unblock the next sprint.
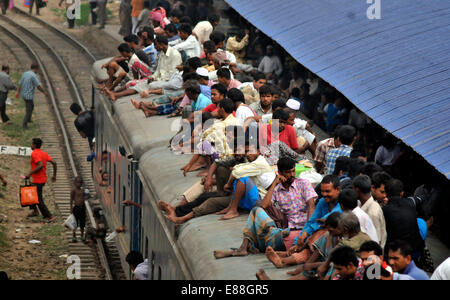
left=90, top=60, right=294, bottom=280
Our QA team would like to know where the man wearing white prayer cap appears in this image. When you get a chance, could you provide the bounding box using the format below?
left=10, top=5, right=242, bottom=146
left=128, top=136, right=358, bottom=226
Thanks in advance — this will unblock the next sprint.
left=284, top=99, right=317, bottom=156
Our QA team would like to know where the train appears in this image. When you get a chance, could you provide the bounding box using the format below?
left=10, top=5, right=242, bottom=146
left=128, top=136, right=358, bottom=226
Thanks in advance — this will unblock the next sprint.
left=90, top=59, right=294, bottom=280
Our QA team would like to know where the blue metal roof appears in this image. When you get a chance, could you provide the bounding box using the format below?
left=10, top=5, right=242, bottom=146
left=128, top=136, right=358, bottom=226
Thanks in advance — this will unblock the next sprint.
left=225, top=0, right=450, bottom=178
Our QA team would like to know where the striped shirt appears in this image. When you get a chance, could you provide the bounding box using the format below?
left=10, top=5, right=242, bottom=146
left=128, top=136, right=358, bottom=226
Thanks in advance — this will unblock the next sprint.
left=19, top=70, right=40, bottom=100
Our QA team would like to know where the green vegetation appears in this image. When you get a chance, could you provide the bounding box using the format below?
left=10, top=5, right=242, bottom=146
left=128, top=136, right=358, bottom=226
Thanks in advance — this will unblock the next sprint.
left=50, top=7, right=65, bottom=18
left=37, top=224, right=68, bottom=254
left=3, top=72, right=40, bottom=147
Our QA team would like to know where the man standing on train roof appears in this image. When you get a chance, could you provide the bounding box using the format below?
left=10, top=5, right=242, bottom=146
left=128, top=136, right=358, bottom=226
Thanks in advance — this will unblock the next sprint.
left=25, top=138, right=57, bottom=222
left=16, top=63, right=48, bottom=129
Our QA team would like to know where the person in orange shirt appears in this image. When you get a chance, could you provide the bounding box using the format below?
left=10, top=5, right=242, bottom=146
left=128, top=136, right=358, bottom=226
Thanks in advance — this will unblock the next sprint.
left=131, top=0, right=144, bottom=34
left=25, top=138, right=57, bottom=222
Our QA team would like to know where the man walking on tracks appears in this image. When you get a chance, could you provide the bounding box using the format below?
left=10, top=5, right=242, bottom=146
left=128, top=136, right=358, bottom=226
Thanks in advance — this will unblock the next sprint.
left=16, top=63, right=48, bottom=129
left=0, top=65, right=16, bottom=125
left=25, top=138, right=56, bottom=222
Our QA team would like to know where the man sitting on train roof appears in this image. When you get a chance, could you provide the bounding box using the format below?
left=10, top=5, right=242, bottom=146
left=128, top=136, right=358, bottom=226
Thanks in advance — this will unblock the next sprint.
left=216, top=136, right=276, bottom=221
left=130, top=73, right=195, bottom=117
left=213, top=157, right=317, bottom=260
left=131, top=79, right=210, bottom=117
left=150, top=35, right=182, bottom=83
left=123, top=34, right=152, bottom=70
left=161, top=134, right=277, bottom=223
left=240, top=74, right=268, bottom=106
left=181, top=98, right=240, bottom=176
left=159, top=126, right=247, bottom=225
left=103, top=43, right=152, bottom=101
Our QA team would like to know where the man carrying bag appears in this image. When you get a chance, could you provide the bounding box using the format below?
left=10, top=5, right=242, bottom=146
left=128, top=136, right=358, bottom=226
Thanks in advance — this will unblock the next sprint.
left=25, top=138, right=56, bottom=222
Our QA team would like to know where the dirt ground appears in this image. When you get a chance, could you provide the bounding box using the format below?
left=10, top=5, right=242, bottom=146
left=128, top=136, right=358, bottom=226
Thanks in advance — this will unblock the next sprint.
left=0, top=47, right=69, bottom=280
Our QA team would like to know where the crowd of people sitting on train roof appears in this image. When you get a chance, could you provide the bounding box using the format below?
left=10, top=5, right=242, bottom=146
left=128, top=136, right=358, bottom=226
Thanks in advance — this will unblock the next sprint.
left=91, top=1, right=449, bottom=280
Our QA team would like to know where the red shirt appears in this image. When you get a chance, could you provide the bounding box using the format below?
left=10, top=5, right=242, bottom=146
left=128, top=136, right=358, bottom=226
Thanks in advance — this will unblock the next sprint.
left=30, top=149, right=52, bottom=184
left=261, top=124, right=298, bottom=150
left=203, top=103, right=217, bottom=112
left=202, top=103, right=237, bottom=116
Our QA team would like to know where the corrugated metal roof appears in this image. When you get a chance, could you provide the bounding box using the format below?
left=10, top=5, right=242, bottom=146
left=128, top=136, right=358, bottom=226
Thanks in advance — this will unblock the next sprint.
left=225, top=0, right=450, bottom=178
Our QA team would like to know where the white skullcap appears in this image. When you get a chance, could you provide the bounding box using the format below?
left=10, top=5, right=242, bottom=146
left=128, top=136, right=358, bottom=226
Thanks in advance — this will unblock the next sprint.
left=286, top=99, right=300, bottom=110
left=196, top=67, right=209, bottom=77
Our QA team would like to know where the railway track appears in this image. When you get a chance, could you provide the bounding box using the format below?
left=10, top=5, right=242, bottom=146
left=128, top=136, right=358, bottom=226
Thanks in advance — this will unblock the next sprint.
left=0, top=12, right=125, bottom=280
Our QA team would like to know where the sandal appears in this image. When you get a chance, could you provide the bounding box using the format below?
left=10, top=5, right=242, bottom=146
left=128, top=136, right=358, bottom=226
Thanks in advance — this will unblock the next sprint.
left=46, top=216, right=56, bottom=223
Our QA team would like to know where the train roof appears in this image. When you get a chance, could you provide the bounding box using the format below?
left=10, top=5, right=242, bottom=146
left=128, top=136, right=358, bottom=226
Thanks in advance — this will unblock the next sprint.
left=92, top=59, right=299, bottom=279
left=225, top=0, right=450, bottom=178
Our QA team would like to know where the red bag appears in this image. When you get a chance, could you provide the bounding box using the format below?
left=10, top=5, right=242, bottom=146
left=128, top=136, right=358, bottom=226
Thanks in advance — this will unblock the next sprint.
left=20, top=180, right=39, bottom=207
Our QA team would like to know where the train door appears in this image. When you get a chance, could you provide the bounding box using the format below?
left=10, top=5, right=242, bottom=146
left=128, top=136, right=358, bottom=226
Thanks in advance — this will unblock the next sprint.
left=130, top=161, right=141, bottom=251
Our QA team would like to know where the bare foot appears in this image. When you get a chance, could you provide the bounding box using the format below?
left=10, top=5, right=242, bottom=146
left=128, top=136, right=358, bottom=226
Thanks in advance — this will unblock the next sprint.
left=265, top=246, right=284, bottom=268
left=196, top=170, right=208, bottom=177
left=216, top=207, right=229, bottom=215
left=256, top=269, right=271, bottom=280
left=158, top=200, right=175, bottom=217
left=287, top=267, right=302, bottom=276
left=213, top=248, right=248, bottom=259
left=157, top=200, right=170, bottom=213
left=275, top=251, right=289, bottom=258
left=219, top=210, right=239, bottom=220
left=213, top=250, right=234, bottom=259
left=143, top=110, right=156, bottom=118
left=130, top=98, right=140, bottom=109
left=164, top=214, right=183, bottom=225
left=104, top=88, right=116, bottom=101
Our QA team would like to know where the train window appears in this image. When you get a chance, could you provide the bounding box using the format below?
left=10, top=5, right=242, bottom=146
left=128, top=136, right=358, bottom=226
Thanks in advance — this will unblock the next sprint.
left=139, top=181, right=143, bottom=205
left=108, top=151, right=111, bottom=184
left=118, top=175, right=121, bottom=213
left=128, top=164, right=131, bottom=187
left=113, top=164, right=116, bottom=204
left=144, top=237, right=148, bottom=259
left=122, top=186, right=126, bottom=225
left=150, top=251, right=155, bottom=280
left=122, top=204, right=126, bottom=225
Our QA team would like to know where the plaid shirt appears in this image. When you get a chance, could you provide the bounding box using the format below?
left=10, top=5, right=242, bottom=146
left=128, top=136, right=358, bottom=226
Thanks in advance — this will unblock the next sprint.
left=272, top=178, right=318, bottom=230
left=314, top=138, right=335, bottom=163
left=332, top=258, right=365, bottom=280
left=325, top=144, right=352, bottom=174
left=19, top=70, right=40, bottom=100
